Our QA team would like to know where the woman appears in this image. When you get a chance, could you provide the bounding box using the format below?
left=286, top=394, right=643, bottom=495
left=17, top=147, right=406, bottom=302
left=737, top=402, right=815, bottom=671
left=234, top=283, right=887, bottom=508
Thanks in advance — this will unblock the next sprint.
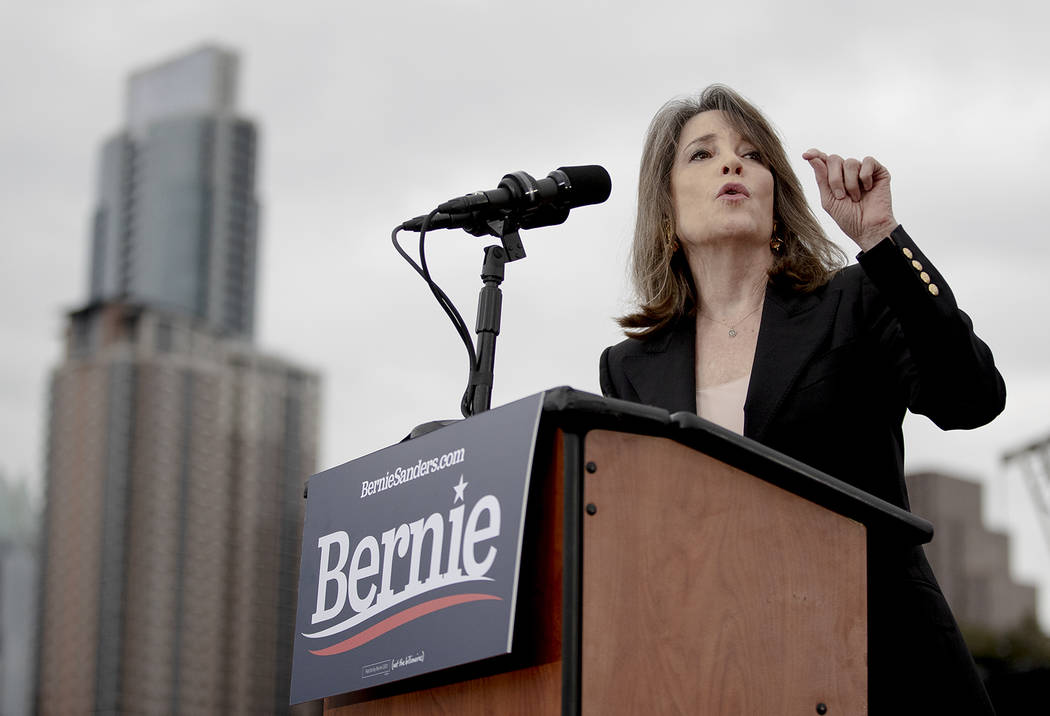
left=600, top=85, right=1006, bottom=715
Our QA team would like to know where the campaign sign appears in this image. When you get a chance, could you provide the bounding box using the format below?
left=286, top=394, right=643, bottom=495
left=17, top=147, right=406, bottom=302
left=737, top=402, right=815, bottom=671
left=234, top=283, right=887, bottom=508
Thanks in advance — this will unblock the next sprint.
left=289, top=392, right=545, bottom=704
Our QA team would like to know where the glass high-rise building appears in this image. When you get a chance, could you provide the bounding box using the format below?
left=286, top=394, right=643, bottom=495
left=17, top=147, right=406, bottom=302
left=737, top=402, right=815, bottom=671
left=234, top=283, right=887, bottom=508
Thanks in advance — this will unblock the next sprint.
left=36, top=46, right=320, bottom=715
left=89, top=45, right=259, bottom=338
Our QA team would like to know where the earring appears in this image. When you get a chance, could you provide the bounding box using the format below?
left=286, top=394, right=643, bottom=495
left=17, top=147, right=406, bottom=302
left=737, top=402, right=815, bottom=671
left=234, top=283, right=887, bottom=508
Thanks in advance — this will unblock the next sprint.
left=770, top=220, right=784, bottom=254
left=663, top=219, right=679, bottom=254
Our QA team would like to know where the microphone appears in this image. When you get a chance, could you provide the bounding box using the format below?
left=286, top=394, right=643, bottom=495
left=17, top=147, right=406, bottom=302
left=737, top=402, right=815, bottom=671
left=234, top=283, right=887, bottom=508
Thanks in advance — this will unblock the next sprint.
left=402, top=165, right=611, bottom=232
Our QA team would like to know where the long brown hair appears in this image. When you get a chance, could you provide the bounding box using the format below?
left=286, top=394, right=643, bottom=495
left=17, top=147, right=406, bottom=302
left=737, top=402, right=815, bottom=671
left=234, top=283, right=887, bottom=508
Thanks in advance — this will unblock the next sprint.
left=619, top=85, right=846, bottom=336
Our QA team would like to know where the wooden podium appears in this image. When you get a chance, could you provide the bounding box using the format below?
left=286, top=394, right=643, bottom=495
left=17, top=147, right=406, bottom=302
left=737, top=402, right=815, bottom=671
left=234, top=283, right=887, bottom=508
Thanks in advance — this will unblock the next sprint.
left=321, top=388, right=931, bottom=715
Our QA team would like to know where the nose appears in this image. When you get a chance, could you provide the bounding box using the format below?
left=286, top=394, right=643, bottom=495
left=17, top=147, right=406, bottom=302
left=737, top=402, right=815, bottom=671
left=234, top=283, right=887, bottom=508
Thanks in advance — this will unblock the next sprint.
left=721, top=159, right=743, bottom=176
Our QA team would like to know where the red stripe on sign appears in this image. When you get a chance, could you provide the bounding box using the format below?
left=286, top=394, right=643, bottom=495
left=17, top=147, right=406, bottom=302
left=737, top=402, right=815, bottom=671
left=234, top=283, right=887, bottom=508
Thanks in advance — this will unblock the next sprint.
left=308, top=593, right=502, bottom=656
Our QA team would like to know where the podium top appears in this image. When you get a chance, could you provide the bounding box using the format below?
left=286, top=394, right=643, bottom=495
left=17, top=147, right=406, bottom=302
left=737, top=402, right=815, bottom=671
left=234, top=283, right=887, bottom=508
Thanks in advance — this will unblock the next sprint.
left=541, top=387, right=933, bottom=547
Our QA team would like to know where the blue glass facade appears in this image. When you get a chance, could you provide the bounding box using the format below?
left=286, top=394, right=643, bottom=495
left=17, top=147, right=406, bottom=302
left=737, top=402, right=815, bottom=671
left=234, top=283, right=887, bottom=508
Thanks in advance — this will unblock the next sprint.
left=88, top=47, right=258, bottom=339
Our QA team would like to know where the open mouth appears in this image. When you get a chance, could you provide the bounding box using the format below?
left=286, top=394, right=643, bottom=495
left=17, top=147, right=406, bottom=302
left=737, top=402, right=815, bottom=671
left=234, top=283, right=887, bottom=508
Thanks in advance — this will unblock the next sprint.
left=718, top=183, right=750, bottom=198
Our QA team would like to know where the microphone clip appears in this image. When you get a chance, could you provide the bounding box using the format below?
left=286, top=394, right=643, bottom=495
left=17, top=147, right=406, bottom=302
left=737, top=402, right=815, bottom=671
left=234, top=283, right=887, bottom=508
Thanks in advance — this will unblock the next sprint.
left=473, top=217, right=526, bottom=262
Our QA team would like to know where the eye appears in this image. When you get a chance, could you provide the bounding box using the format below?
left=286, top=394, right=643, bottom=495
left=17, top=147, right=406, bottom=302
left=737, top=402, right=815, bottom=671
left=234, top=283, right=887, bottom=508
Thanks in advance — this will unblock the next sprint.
left=743, top=150, right=763, bottom=162
left=689, top=148, right=712, bottom=161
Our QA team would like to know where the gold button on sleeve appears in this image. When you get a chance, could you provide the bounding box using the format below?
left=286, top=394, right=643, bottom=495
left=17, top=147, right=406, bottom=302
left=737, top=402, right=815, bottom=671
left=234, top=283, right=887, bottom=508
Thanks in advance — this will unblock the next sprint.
left=920, top=271, right=931, bottom=283
left=911, top=259, right=923, bottom=271
left=928, top=284, right=940, bottom=296
left=902, top=247, right=914, bottom=259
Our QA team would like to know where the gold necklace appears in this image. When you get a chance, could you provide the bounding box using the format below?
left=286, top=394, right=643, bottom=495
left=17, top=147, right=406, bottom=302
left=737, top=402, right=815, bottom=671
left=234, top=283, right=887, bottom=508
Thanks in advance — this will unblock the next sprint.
left=699, top=304, right=762, bottom=338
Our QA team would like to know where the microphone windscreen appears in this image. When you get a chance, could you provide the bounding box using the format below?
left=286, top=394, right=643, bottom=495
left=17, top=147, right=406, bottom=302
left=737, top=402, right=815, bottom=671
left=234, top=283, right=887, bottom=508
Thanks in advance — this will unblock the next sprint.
left=557, top=165, right=612, bottom=207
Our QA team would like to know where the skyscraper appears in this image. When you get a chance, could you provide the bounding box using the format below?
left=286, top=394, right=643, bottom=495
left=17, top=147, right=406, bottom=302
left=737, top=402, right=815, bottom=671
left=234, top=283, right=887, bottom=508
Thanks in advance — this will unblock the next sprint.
left=88, top=46, right=259, bottom=338
left=36, top=46, right=319, bottom=715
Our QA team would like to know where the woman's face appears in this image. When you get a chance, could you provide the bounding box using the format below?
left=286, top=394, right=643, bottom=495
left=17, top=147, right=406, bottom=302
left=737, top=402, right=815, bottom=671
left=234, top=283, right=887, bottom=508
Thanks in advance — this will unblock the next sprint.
left=669, top=110, right=775, bottom=249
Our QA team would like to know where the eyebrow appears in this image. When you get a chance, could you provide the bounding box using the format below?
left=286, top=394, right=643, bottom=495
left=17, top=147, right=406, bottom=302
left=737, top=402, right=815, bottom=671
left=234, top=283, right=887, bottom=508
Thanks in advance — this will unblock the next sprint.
left=681, top=133, right=716, bottom=154
left=679, top=132, right=758, bottom=161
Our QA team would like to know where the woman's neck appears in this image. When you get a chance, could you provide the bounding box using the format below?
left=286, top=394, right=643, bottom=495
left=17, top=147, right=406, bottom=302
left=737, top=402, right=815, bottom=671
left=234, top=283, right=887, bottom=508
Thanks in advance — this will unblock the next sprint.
left=685, top=242, right=772, bottom=319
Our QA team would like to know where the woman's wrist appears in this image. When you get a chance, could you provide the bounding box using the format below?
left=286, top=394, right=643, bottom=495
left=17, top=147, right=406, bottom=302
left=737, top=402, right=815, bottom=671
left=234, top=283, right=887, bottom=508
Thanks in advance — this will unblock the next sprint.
left=854, top=219, right=899, bottom=253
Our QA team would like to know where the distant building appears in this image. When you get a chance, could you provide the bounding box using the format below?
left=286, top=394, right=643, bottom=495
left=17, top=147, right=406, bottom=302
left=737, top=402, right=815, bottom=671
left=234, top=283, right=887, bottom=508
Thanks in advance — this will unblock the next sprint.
left=88, top=46, right=259, bottom=339
left=0, top=475, right=38, bottom=716
left=36, top=46, right=319, bottom=715
left=907, top=471, right=1038, bottom=632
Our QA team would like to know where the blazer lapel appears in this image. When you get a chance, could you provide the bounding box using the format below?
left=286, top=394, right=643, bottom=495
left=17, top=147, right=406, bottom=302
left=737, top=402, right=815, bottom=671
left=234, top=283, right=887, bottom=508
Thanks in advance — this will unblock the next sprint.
left=621, top=319, right=697, bottom=414
left=614, top=280, right=841, bottom=429
left=745, top=282, right=842, bottom=442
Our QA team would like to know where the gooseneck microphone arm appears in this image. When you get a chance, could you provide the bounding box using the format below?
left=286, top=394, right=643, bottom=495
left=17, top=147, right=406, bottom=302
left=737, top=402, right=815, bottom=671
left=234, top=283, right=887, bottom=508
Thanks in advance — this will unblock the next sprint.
left=470, top=217, right=526, bottom=415
left=390, top=212, right=526, bottom=419
left=393, top=165, right=610, bottom=420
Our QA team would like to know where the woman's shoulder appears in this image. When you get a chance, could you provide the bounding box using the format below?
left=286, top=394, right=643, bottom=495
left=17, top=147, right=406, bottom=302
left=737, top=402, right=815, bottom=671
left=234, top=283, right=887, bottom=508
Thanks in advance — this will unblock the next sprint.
left=767, top=262, right=869, bottom=312
left=824, top=262, right=876, bottom=303
left=603, top=316, right=691, bottom=360
left=827, top=261, right=868, bottom=288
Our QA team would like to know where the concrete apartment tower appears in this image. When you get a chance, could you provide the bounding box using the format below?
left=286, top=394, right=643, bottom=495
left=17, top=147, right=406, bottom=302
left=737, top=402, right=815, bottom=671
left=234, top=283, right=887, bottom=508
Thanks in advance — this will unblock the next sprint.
left=906, top=471, right=1038, bottom=631
left=36, top=46, right=320, bottom=715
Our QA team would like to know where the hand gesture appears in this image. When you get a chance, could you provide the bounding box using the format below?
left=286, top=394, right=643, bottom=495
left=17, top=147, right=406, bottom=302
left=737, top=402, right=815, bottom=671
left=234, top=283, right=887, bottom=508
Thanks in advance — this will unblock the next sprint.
left=803, top=149, right=897, bottom=252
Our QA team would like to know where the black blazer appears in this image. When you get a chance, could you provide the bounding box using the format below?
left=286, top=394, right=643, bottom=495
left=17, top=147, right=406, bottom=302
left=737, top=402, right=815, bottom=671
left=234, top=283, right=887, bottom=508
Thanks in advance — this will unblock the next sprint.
left=600, top=226, right=1005, bottom=714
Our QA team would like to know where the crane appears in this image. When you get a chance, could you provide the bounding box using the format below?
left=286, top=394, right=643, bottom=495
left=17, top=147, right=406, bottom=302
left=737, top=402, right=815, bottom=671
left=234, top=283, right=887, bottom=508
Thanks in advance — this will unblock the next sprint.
left=1002, top=433, right=1050, bottom=554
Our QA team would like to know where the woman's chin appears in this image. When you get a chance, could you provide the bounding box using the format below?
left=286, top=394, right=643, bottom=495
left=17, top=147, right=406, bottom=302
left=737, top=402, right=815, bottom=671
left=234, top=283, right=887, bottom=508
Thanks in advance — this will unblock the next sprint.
left=687, top=227, right=769, bottom=250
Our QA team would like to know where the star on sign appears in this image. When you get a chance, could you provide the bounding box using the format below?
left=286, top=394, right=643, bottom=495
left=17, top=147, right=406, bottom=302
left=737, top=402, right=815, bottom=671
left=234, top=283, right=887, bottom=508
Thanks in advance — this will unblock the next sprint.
left=452, top=474, right=469, bottom=503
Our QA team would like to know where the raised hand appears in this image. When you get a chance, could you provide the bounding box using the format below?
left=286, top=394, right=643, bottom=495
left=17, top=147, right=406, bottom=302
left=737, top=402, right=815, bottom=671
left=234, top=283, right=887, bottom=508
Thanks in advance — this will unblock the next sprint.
left=803, top=149, right=898, bottom=252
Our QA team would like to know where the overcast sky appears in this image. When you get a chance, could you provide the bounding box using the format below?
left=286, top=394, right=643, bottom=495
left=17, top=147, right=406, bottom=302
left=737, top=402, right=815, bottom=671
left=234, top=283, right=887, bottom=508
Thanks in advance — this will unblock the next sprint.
left=3, top=0, right=1049, bottom=626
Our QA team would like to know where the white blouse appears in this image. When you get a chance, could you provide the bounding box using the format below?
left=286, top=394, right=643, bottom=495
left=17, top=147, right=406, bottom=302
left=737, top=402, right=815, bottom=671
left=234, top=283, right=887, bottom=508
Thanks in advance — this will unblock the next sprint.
left=696, top=373, right=750, bottom=435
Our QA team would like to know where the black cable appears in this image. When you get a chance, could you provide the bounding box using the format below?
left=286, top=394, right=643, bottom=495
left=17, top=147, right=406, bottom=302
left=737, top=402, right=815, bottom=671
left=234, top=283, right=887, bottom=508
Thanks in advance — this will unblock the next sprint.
left=417, top=215, right=480, bottom=417
left=391, top=213, right=478, bottom=417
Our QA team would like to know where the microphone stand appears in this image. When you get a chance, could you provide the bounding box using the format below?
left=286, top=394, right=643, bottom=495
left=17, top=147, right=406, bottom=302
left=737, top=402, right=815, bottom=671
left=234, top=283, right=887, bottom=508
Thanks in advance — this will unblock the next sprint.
left=402, top=215, right=527, bottom=441
left=469, top=216, right=526, bottom=415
